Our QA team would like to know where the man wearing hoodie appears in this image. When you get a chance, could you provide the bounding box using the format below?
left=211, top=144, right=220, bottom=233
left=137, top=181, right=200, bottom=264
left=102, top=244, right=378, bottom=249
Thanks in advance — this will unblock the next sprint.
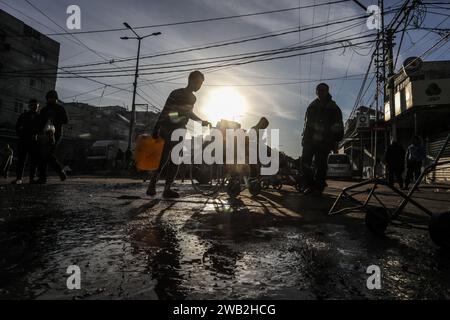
left=301, top=83, right=344, bottom=196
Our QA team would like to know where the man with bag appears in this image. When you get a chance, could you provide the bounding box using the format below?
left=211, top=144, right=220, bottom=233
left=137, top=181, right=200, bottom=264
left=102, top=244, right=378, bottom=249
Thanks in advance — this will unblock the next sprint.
left=146, top=71, right=210, bottom=198
left=36, top=90, right=68, bottom=184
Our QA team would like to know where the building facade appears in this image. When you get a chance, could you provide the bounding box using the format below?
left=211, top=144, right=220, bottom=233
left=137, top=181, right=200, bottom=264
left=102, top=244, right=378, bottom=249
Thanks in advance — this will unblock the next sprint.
left=340, top=106, right=385, bottom=178
left=0, top=9, right=60, bottom=131
left=342, top=59, right=450, bottom=182
left=384, top=59, right=450, bottom=183
left=59, top=102, right=158, bottom=171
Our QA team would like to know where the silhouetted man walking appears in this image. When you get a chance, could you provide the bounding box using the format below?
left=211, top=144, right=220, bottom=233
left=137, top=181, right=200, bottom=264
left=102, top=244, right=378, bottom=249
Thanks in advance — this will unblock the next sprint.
left=12, top=99, right=40, bottom=184
left=147, top=71, right=210, bottom=198
left=301, top=83, right=344, bottom=196
left=36, top=90, right=68, bottom=184
left=385, top=139, right=405, bottom=188
left=404, top=136, right=426, bottom=189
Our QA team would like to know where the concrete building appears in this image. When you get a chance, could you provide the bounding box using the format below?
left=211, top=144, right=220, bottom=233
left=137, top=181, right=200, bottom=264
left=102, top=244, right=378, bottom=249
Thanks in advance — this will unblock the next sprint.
left=384, top=59, right=450, bottom=183
left=58, top=102, right=158, bottom=171
left=340, top=106, right=385, bottom=178
left=0, top=9, right=60, bottom=131
left=341, top=59, right=450, bottom=182
left=63, top=103, right=130, bottom=141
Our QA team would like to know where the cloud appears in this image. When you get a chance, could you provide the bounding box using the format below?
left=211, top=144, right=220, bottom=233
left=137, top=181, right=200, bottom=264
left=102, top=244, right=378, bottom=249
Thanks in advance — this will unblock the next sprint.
left=3, top=0, right=446, bottom=158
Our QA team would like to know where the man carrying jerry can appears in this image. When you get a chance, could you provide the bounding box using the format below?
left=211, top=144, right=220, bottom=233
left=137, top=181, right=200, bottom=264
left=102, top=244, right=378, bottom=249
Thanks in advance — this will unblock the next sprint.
left=145, top=70, right=210, bottom=198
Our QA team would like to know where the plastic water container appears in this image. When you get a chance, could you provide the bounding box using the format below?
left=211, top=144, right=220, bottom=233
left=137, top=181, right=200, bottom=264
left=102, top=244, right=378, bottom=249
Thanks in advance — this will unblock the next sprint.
left=134, top=134, right=165, bottom=171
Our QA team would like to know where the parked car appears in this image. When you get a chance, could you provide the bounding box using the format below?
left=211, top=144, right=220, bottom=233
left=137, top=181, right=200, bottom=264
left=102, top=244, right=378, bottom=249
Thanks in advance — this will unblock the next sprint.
left=86, top=140, right=128, bottom=170
left=327, top=154, right=352, bottom=179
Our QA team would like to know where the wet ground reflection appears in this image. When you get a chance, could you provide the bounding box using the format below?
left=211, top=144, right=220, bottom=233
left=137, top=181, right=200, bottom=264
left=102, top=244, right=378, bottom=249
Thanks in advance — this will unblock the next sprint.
left=0, top=179, right=449, bottom=299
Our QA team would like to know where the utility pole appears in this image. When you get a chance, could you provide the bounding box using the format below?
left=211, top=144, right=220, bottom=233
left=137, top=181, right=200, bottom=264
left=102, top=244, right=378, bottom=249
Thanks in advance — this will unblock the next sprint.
left=386, top=29, right=397, bottom=141
left=372, top=0, right=386, bottom=178
left=384, top=0, right=418, bottom=143
left=121, top=22, right=161, bottom=152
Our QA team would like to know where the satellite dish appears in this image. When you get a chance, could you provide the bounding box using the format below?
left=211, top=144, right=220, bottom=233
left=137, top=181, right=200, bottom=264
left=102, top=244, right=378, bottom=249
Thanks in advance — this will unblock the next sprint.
left=403, top=57, right=423, bottom=75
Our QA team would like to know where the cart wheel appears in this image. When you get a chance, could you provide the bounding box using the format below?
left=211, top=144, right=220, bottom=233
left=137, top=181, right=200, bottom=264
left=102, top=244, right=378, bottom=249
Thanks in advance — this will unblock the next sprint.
left=261, top=179, right=269, bottom=189
left=226, top=179, right=241, bottom=198
left=248, top=179, right=261, bottom=196
left=273, top=183, right=283, bottom=190
left=190, top=164, right=223, bottom=196
left=429, top=211, right=450, bottom=250
left=365, top=207, right=389, bottom=236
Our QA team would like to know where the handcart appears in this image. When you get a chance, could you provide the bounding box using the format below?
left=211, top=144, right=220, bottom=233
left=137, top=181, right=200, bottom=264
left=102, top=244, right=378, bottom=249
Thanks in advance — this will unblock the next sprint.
left=189, top=123, right=262, bottom=198
left=328, top=133, right=450, bottom=249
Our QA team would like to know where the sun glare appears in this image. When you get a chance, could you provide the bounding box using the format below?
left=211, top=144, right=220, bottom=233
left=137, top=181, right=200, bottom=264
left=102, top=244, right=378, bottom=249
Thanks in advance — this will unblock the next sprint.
left=201, top=87, right=247, bottom=125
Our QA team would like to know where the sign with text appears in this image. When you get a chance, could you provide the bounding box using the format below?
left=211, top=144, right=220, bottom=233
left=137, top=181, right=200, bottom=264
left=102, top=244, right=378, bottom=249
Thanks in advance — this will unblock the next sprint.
left=409, top=79, right=450, bottom=107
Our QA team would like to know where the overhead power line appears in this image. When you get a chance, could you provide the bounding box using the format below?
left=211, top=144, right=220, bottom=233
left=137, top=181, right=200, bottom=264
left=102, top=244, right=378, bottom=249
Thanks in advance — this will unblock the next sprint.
left=6, top=5, right=402, bottom=76
left=5, top=33, right=377, bottom=77
left=45, top=0, right=352, bottom=36
left=159, top=72, right=374, bottom=87
left=3, top=39, right=378, bottom=79
left=23, top=0, right=159, bottom=107
left=12, top=11, right=374, bottom=73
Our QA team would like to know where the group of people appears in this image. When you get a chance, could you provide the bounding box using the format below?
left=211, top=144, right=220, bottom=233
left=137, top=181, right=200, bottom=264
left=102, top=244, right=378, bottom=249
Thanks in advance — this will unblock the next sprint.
left=5, top=70, right=422, bottom=197
left=145, top=70, right=345, bottom=198
left=7, top=90, right=68, bottom=185
left=385, top=136, right=426, bottom=190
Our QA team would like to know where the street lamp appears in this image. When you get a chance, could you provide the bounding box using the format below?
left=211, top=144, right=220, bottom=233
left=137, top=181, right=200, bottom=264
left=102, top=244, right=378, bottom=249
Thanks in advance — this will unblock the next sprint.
left=121, top=22, right=161, bottom=153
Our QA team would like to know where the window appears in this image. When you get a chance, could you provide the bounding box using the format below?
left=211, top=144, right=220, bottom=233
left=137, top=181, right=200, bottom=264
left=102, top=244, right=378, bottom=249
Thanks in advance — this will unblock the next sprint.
left=23, top=25, right=41, bottom=40
left=29, top=78, right=45, bottom=89
left=14, top=101, right=24, bottom=113
left=32, top=50, right=46, bottom=63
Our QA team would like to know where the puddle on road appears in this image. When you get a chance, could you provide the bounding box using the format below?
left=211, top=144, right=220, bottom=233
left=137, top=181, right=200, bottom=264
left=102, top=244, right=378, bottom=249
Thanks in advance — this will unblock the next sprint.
left=1, top=182, right=450, bottom=299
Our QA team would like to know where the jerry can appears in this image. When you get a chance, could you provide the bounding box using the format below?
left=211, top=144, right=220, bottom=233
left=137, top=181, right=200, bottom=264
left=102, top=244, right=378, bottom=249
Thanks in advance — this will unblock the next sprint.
left=134, top=134, right=165, bottom=171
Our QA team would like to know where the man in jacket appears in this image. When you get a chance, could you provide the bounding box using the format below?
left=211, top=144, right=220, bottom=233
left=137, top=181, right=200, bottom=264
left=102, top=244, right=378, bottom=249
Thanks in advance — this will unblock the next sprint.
left=385, top=139, right=405, bottom=188
left=404, top=136, right=426, bottom=189
left=12, top=99, right=40, bottom=184
left=36, top=90, right=68, bottom=184
left=301, top=83, right=344, bottom=196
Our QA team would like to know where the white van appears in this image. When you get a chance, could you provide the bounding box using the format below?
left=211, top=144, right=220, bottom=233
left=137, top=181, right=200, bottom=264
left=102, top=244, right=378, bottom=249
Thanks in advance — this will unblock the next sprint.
left=86, top=140, right=128, bottom=169
left=327, top=154, right=352, bottom=179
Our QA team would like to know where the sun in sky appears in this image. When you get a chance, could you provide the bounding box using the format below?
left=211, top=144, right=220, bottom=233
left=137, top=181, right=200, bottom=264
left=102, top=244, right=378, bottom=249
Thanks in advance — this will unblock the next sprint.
left=200, top=87, right=247, bottom=125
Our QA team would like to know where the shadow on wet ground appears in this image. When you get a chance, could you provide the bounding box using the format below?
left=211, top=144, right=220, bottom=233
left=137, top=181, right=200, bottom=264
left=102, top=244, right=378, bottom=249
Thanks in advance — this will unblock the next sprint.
left=0, top=177, right=449, bottom=299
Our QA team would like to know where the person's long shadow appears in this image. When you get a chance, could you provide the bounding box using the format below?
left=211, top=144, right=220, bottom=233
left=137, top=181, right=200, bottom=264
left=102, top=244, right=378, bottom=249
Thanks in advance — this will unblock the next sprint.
left=149, top=202, right=187, bottom=299
left=181, top=196, right=284, bottom=281
left=257, top=189, right=357, bottom=223
left=255, top=189, right=417, bottom=252
left=129, top=200, right=187, bottom=299
left=181, top=190, right=450, bottom=298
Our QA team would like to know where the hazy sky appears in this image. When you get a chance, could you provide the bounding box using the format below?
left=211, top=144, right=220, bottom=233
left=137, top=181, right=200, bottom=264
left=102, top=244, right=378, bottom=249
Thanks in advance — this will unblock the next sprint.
left=1, top=0, right=449, bottom=157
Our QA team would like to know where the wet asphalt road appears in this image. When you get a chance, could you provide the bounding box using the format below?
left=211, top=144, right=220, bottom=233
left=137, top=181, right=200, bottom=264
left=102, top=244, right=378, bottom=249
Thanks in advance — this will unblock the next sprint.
left=0, top=177, right=449, bottom=300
